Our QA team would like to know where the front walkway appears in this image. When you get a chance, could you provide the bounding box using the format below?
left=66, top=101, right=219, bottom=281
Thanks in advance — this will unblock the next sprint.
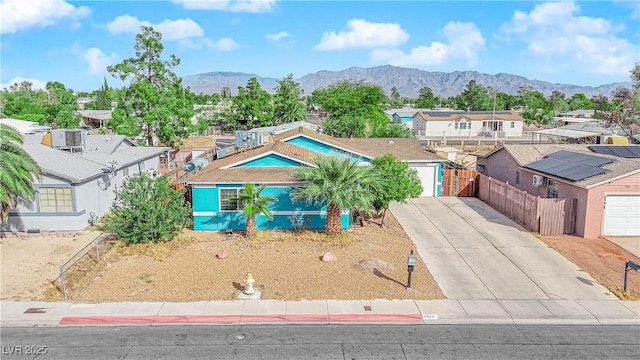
left=390, top=197, right=615, bottom=300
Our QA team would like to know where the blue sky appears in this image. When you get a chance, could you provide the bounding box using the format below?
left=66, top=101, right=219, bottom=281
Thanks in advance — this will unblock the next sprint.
left=1, top=0, right=639, bottom=92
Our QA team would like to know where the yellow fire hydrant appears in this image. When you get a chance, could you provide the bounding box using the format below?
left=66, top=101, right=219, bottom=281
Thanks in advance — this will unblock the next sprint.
left=244, top=272, right=255, bottom=295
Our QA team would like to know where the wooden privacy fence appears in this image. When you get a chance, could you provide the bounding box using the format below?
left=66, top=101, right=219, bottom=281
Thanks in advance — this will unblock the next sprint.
left=441, top=169, right=479, bottom=197
left=477, top=174, right=576, bottom=236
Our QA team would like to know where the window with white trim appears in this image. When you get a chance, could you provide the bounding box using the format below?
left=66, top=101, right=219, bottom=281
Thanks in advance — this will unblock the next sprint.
left=455, top=121, right=468, bottom=130
left=219, top=188, right=241, bottom=211
left=39, top=187, right=73, bottom=213
left=547, top=180, right=559, bottom=199
left=510, top=121, right=515, bottom=128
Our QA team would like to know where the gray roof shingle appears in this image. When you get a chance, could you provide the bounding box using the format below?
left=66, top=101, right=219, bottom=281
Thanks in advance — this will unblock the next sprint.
left=22, top=134, right=169, bottom=184
left=188, top=126, right=445, bottom=183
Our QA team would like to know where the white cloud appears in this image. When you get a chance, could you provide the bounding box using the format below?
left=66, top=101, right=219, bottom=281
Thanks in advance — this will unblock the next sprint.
left=172, top=0, right=276, bottom=13
left=265, top=31, right=290, bottom=42
left=106, top=15, right=204, bottom=41
left=370, top=22, right=485, bottom=67
left=203, top=37, right=239, bottom=51
left=0, top=0, right=90, bottom=34
left=499, top=1, right=638, bottom=76
left=315, top=19, right=409, bottom=51
left=83, top=47, right=118, bottom=75
left=0, top=76, right=47, bottom=90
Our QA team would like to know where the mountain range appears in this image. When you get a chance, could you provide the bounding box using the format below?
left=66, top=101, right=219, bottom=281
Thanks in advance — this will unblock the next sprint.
left=182, top=65, right=631, bottom=99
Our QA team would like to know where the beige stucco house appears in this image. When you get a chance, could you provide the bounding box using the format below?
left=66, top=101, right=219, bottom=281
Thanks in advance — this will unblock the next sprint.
left=478, top=144, right=640, bottom=238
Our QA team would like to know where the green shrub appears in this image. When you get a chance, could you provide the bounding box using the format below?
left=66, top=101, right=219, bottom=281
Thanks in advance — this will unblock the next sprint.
left=106, top=174, right=191, bottom=244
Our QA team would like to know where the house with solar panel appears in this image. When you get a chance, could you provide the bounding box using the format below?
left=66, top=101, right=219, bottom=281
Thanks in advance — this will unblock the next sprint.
left=185, top=126, right=446, bottom=232
left=1, top=129, right=170, bottom=232
left=478, top=144, right=640, bottom=237
left=412, top=111, right=525, bottom=138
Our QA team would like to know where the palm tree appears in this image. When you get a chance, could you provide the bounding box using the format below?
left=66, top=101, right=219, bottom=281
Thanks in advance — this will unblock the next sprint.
left=231, top=184, right=277, bottom=237
left=0, top=124, right=42, bottom=221
left=293, top=156, right=379, bottom=235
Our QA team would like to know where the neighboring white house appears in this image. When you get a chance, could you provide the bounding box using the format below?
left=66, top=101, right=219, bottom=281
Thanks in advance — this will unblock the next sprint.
left=1, top=130, right=170, bottom=232
left=0, top=118, right=51, bottom=135
left=412, top=110, right=525, bottom=138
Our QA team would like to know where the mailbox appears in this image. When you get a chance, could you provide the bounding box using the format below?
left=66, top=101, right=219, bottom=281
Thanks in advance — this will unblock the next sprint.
left=407, top=250, right=416, bottom=272
left=406, top=250, right=416, bottom=289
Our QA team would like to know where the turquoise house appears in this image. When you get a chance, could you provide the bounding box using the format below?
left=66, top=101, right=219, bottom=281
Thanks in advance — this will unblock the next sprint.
left=187, top=126, right=446, bottom=231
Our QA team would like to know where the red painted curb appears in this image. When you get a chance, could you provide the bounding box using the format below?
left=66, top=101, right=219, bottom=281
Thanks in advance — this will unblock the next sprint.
left=59, top=313, right=422, bottom=325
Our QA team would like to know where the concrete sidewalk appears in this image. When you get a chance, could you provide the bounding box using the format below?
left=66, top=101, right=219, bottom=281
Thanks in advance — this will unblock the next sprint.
left=1, top=299, right=638, bottom=327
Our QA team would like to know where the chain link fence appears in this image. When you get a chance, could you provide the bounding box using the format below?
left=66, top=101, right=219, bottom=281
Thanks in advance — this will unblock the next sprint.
left=51, top=231, right=119, bottom=299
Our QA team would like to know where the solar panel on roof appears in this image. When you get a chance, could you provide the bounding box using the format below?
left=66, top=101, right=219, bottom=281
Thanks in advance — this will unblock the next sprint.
left=546, top=150, right=614, bottom=166
left=524, top=157, right=607, bottom=181
left=589, top=146, right=640, bottom=158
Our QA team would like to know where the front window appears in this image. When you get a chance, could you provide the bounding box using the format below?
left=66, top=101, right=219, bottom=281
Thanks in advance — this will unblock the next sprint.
left=39, top=187, right=73, bottom=213
left=510, top=121, right=515, bottom=128
left=547, top=180, right=559, bottom=198
left=220, top=188, right=241, bottom=211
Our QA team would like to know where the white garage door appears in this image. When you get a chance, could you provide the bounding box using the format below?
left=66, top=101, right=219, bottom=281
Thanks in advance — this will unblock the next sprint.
left=411, top=166, right=436, bottom=197
left=603, top=195, right=640, bottom=236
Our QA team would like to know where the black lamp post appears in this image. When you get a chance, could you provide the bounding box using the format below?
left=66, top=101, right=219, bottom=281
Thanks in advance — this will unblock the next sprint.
left=624, top=260, right=639, bottom=292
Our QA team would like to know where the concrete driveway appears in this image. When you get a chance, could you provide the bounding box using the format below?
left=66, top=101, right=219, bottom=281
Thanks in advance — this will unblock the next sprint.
left=391, top=197, right=615, bottom=300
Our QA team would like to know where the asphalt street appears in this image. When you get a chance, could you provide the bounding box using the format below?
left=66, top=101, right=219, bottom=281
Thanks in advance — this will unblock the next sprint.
left=2, top=324, right=639, bottom=359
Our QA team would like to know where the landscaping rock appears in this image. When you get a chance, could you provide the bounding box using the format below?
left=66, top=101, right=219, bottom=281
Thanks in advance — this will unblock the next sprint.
left=322, top=251, right=337, bottom=262
left=217, top=250, right=228, bottom=259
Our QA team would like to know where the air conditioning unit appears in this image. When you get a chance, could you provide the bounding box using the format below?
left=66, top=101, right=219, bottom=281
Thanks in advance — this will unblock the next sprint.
left=532, top=174, right=546, bottom=187
left=50, top=129, right=85, bottom=150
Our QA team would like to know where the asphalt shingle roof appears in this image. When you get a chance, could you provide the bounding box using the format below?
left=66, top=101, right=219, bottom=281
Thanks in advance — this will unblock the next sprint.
left=22, top=134, right=169, bottom=184
left=187, top=126, right=445, bottom=183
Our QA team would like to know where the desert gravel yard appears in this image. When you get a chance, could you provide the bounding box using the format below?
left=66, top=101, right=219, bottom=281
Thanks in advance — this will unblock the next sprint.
left=53, top=213, right=446, bottom=302
left=1, top=231, right=102, bottom=301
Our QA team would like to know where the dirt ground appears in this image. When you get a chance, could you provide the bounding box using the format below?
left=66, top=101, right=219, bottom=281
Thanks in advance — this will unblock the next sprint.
left=540, top=234, right=640, bottom=300
left=4, top=215, right=639, bottom=303
left=53, top=214, right=446, bottom=303
left=0, top=231, right=102, bottom=301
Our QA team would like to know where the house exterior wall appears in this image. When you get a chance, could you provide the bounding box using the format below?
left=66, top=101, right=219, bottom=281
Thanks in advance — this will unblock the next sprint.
left=2, top=156, right=163, bottom=232
left=477, top=148, right=520, bottom=184
left=191, top=184, right=350, bottom=231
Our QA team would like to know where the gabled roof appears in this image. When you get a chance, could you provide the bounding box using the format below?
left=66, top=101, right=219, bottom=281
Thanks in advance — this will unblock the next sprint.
left=188, top=126, right=445, bottom=183
left=482, top=143, right=640, bottom=188
left=250, top=121, right=319, bottom=134
left=219, top=141, right=317, bottom=169
left=334, top=137, right=443, bottom=162
left=414, top=111, right=525, bottom=122
left=80, top=110, right=112, bottom=120
left=22, top=134, right=169, bottom=184
left=385, top=108, right=427, bottom=117
left=533, top=121, right=621, bottom=138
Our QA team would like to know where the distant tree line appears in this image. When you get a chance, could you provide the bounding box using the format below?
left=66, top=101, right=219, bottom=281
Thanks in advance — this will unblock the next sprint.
left=1, top=24, right=637, bottom=144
